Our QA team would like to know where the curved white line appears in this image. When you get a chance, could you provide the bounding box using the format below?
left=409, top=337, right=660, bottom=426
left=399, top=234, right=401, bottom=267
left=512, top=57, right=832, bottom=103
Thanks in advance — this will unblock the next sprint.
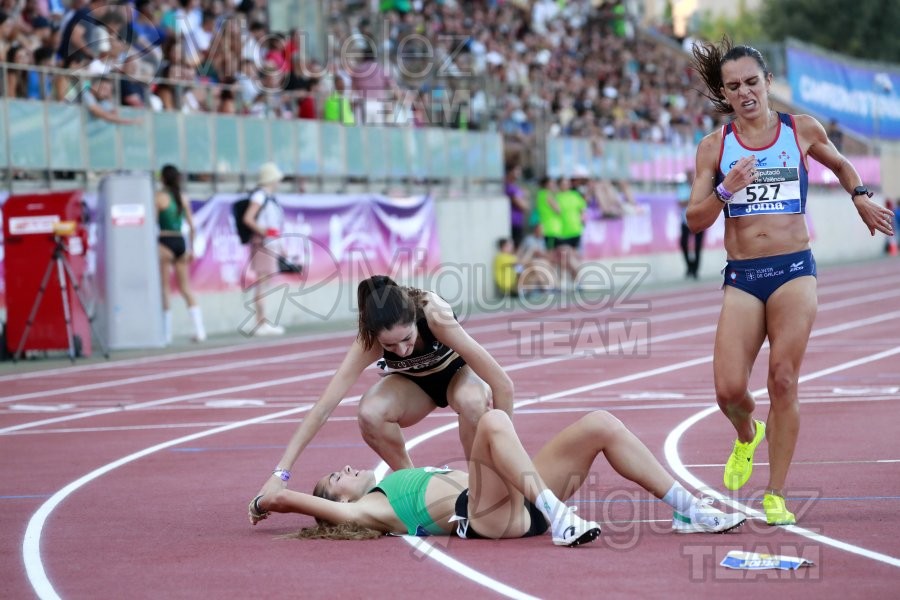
left=664, top=346, right=900, bottom=568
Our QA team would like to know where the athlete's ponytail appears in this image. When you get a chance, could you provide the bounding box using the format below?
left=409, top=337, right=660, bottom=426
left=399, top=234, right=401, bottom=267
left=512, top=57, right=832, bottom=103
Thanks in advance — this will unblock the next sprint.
left=691, top=36, right=771, bottom=115
left=356, top=275, right=419, bottom=350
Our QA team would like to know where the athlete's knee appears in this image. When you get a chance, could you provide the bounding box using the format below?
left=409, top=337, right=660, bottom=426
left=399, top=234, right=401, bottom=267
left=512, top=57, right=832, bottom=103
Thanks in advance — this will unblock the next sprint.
left=715, top=379, right=749, bottom=406
left=357, top=393, right=395, bottom=432
left=449, top=385, right=492, bottom=422
left=582, top=410, right=624, bottom=438
left=475, top=408, right=512, bottom=435
left=768, top=362, right=799, bottom=401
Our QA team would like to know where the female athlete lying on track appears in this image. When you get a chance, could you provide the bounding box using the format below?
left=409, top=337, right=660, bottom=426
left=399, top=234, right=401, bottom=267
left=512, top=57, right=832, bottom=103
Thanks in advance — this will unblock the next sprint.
left=252, top=275, right=513, bottom=508
left=249, top=410, right=746, bottom=545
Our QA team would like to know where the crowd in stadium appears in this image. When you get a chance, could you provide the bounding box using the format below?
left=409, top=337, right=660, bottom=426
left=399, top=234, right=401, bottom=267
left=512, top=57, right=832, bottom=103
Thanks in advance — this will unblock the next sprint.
left=0, top=1, right=720, bottom=169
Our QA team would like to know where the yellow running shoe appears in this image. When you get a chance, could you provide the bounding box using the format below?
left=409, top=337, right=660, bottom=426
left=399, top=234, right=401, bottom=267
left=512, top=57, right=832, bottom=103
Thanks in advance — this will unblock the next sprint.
left=763, top=493, right=796, bottom=525
left=723, top=419, right=766, bottom=491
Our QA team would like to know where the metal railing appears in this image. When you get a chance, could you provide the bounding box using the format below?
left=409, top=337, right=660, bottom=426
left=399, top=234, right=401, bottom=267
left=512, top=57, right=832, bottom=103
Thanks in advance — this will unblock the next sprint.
left=0, top=62, right=505, bottom=193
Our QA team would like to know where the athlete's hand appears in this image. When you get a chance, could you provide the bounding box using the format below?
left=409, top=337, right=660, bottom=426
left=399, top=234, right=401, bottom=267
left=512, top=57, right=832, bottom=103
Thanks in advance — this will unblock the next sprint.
left=853, top=196, right=895, bottom=237
left=722, top=155, right=757, bottom=194
left=256, top=473, right=287, bottom=501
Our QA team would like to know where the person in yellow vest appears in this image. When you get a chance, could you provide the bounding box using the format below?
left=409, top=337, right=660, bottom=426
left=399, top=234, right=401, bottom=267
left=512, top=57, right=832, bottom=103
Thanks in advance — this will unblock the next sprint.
left=493, top=237, right=519, bottom=297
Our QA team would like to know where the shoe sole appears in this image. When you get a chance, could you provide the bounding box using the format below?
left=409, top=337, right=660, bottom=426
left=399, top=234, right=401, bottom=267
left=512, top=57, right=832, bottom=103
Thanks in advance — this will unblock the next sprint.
left=674, top=516, right=747, bottom=534
left=554, top=526, right=601, bottom=547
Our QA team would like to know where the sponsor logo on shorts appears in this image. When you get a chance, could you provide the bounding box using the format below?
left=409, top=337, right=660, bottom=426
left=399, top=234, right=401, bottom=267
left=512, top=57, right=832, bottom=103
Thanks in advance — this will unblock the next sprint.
left=789, top=261, right=805, bottom=273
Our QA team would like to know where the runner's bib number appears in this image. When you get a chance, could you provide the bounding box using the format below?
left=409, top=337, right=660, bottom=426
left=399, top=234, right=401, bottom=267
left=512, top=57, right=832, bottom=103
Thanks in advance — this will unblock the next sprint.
left=726, top=167, right=801, bottom=217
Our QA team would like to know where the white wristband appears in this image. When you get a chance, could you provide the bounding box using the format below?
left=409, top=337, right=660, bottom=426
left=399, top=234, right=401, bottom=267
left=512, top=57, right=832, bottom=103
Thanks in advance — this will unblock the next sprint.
left=272, top=468, right=291, bottom=481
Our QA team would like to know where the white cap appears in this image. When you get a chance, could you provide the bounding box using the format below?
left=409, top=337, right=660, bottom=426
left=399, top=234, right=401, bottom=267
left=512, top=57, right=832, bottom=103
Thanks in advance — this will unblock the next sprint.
left=257, top=162, right=284, bottom=185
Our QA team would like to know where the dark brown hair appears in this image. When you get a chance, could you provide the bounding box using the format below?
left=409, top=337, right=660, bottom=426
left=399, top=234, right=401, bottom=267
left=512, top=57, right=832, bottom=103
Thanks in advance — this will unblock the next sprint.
left=160, top=164, right=184, bottom=216
left=356, top=276, right=424, bottom=350
left=691, top=36, right=771, bottom=114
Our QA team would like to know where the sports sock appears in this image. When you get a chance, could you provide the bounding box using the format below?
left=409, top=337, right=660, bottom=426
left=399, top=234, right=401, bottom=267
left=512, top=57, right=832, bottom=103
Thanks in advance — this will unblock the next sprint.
left=662, top=481, right=695, bottom=515
left=189, top=305, right=206, bottom=340
left=535, top=489, right=569, bottom=534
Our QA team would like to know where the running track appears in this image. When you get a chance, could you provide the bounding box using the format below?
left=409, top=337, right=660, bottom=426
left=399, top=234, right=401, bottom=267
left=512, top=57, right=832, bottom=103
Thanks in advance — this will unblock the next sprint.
left=2, top=259, right=899, bottom=599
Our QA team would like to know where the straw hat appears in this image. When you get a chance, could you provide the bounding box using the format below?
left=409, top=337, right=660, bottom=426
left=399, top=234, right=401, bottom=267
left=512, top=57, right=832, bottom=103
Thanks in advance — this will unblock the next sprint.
left=257, top=162, right=284, bottom=186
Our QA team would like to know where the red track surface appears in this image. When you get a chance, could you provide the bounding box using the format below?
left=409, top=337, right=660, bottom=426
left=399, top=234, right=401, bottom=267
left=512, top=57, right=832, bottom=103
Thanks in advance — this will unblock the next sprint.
left=2, top=259, right=899, bottom=599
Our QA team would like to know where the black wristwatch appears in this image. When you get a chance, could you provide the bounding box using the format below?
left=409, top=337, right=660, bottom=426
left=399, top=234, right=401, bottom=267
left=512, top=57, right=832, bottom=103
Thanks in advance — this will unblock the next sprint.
left=852, top=185, right=873, bottom=199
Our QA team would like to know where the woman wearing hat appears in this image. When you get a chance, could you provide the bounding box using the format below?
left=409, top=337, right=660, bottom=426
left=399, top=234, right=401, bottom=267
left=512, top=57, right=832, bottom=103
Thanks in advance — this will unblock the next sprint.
left=243, top=162, right=288, bottom=336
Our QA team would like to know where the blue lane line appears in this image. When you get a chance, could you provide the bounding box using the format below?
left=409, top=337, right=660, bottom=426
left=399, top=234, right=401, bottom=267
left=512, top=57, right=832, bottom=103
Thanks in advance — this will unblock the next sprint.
left=1, top=494, right=53, bottom=500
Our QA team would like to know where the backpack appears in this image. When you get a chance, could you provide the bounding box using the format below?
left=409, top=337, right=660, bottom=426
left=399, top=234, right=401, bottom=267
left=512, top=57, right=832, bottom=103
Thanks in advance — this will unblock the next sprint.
left=232, top=189, right=269, bottom=244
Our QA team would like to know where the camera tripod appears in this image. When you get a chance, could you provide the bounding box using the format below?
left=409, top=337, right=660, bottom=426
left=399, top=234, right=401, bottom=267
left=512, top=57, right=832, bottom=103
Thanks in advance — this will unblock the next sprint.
left=13, top=235, right=109, bottom=363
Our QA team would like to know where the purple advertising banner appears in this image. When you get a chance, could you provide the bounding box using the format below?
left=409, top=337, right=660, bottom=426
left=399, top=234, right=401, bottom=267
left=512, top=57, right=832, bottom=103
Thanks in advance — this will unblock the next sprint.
left=0, top=193, right=439, bottom=307
left=190, top=193, right=440, bottom=292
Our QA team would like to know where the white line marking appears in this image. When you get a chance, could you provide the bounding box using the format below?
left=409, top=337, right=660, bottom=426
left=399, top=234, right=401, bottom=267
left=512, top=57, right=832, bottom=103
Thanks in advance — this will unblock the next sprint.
left=664, top=346, right=900, bottom=569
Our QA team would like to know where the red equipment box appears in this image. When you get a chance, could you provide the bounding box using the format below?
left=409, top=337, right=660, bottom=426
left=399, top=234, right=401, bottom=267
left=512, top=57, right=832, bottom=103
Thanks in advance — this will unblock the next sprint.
left=3, top=190, right=92, bottom=357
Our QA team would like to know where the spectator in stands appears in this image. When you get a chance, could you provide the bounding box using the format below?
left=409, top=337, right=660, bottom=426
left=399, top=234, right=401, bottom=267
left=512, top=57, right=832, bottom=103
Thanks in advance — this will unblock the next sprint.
left=83, top=75, right=141, bottom=125
left=5, top=43, right=31, bottom=98
left=351, top=43, right=401, bottom=126
left=58, top=0, right=110, bottom=64
left=322, top=74, right=355, bottom=125
left=28, top=46, right=56, bottom=100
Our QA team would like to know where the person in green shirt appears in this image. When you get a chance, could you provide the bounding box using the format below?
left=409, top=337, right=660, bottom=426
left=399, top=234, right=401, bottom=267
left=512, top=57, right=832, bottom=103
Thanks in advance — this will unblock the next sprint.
left=322, top=77, right=355, bottom=125
left=554, top=177, right=587, bottom=286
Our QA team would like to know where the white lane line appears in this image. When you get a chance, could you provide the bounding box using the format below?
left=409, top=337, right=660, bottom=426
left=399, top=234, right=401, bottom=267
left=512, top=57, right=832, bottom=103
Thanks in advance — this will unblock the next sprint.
left=5, top=269, right=897, bottom=398
left=0, top=369, right=344, bottom=435
left=0, top=347, right=349, bottom=404
left=21, top=289, right=900, bottom=598
left=663, top=346, right=900, bottom=569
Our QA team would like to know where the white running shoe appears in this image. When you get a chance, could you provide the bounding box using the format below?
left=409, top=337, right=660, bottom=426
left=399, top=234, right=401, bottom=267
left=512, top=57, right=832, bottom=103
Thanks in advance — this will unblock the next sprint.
left=254, top=322, right=285, bottom=336
left=672, top=497, right=746, bottom=534
left=552, top=507, right=601, bottom=547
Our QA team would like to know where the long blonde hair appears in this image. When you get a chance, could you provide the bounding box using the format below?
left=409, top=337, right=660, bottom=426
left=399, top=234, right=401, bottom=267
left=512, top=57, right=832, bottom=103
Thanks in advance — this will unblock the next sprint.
left=279, top=477, right=385, bottom=540
left=279, top=523, right=384, bottom=541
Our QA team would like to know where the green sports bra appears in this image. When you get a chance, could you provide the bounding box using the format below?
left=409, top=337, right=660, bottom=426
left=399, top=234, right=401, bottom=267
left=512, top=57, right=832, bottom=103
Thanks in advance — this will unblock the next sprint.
left=370, top=467, right=452, bottom=536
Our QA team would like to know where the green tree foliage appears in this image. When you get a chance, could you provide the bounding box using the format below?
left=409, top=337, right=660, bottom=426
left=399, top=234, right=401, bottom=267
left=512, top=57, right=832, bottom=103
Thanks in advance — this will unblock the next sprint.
left=694, top=0, right=764, bottom=46
left=760, top=0, right=900, bottom=63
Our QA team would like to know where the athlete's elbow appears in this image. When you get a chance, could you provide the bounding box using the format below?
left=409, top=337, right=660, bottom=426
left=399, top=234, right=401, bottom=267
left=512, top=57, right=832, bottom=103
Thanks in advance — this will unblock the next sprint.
left=685, top=214, right=705, bottom=234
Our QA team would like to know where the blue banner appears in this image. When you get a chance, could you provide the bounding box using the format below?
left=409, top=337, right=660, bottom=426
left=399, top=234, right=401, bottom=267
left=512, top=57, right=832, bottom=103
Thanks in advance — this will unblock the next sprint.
left=787, top=44, right=900, bottom=139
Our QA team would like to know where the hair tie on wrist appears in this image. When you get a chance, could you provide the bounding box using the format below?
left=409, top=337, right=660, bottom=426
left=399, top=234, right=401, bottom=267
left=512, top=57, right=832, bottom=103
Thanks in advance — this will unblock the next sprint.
left=715, top=182, right=733, bottom=203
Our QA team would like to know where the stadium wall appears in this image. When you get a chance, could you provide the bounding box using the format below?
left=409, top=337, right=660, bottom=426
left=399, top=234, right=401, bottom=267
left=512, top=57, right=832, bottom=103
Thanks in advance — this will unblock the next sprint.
left=171, top=187, right=886, bottom=339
